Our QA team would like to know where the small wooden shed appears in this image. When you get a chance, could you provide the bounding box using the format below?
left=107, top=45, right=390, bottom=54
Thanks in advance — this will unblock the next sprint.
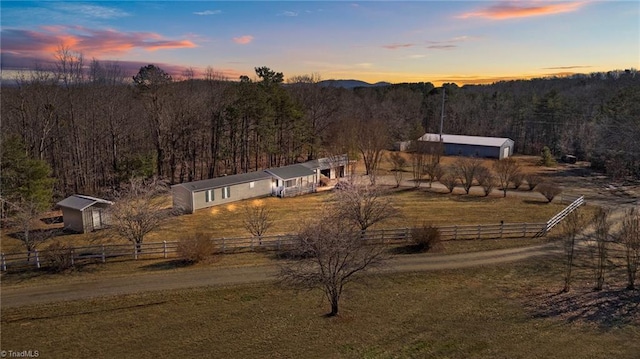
left=56, top=195, right=113, bottom=233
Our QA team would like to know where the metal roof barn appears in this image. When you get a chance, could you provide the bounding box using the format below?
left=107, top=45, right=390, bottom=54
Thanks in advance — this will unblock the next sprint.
left=418, top=133, right=515, bottom=159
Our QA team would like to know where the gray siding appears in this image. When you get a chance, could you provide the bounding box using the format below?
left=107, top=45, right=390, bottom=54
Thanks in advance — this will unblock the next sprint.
left=61, top=207, right=84, bottom=233
left=192, top=178, right=272, bottom=211
left=172, top=185, right=194, bottom=213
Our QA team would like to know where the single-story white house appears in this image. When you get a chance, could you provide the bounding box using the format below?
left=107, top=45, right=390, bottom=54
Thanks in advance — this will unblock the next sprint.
left=56, top=195, right=113, bottom=233
left=171, top=171, right=273, bottom=214
left=418, top=133, right=514, bottom=159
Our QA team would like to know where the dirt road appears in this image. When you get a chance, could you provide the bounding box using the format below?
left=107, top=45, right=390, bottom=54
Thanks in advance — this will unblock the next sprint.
left=1, top=243, right=560, bottom=308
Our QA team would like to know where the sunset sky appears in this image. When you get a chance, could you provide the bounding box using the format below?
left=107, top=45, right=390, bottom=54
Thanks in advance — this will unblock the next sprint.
left=1, top=1, right=638, bottom=86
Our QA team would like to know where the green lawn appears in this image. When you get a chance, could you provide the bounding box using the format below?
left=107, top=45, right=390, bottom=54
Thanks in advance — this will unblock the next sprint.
left=2, top=256, right=638, bottom=359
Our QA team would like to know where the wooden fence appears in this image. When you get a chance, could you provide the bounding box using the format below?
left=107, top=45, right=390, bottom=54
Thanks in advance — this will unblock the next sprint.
left=1, top=222, right=546, bottom=272
left=2, top=195, right=588, bottom=272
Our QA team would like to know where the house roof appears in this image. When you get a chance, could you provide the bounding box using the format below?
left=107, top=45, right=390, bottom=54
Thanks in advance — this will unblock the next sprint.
left=56, top=194, right=113, bottom=211
left=418, top=133, right=513, bottom=148
left=301, top=154, right=349, bottom=170
left=173, top=171, right=272, bottom=192
left=265, top=164, right=315, bottom=180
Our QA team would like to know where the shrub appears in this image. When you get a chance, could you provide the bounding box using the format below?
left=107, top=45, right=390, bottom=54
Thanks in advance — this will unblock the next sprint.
left=536, top=182, right=562, bottom=203
left=319, top=176, right=331, bottom=187
left=525, top=174, right=541, bottom=191
left=512, top=172, right=525, bottom=189
left=43, top=242, right=74, bottom=272
left=176, top=233, right=216, bottom=264
left=539, top=146, right=557, bottom=167
left=411, top=224, right=442, bottom=252
left=439, top=173, right=457, bottom=193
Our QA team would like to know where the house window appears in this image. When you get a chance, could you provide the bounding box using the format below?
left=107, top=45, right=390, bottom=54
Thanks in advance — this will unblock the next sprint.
left=285, top=179, right=296, bottom=188
left=249, top=181, right=255, bottom=189
left=222, top=186, right=231, bottom=199
left=205, top=189, right=214, bottom=202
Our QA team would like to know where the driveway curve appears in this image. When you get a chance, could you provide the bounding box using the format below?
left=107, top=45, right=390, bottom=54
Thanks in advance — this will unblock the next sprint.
left=1, top=243, right=560, bottom=308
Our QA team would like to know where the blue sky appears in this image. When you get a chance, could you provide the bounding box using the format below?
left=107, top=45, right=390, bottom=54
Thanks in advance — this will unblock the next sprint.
left=1, top=1, right=638, bottom=85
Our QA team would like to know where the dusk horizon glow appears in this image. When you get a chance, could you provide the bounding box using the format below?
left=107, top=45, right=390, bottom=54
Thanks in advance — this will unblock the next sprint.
left=1, top=1, right=638, bottom=86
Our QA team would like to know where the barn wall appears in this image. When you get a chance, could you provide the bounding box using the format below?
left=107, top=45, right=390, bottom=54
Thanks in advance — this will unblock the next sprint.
left=192, top=179, right=272, bottom=212
left=444, top=144, right=501, bottom=158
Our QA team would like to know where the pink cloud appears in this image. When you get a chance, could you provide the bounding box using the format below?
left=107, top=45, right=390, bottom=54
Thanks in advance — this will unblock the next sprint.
left=233, top=35, right=254, bottom=45
left=382, top=43, right=415, bottom=50
left=1, top=26, right=197, bottom=59
left=457, top=1, right=586, bottom=20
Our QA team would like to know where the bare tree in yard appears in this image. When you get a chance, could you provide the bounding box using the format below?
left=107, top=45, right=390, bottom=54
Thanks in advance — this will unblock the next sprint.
left=560, top=209, right=586, bottom=292
left=242, top=201, right=274, bottom=243
left=334, top=184, right=400, bottom=232
left=493, top=158, right=521, bottom=197
left=475, top=166, right=495, bottom=197
left=619, top=208, right=640, bottom=289
left=525, top=174, right=541, bottom=191
left=109, top=178, right=168, bottom=255
left=439, top=170, right=458, bottom=194
left=536, top=182, right=562, bottom=203
left=453, top=157, right=483, bottom=194
left=410, top=148, right=426, bottom=188
left=355, top=118, right=390, bottom=185
left=592, top=207, right=611, bottom=291
left=279, top=213, right=388, bottom=316
left=387, top=152, right=407, bottom=188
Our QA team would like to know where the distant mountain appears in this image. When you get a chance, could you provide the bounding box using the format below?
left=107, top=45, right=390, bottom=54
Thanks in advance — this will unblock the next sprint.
left=317, top=79, right=392, bottom=89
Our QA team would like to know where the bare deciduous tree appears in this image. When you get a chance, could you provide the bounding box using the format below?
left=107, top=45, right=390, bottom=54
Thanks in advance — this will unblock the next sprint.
left=334, top=184, right=399, bottom=231
left=475, top=166, right=495, bottom=197
left=440, top=171, right=458, bottom=193
left=242, top=200, right=274, bottom=241
left=453, top=157, right=483, bottom=194
left=109, top=178, right=168, bottom=255
left=493, top=158, right=521, bottom=197
left=560, top=209, right=586, bottom=292
left=279, top=213, right=387, bottom=316
left=525, top=174, right=541, bottom=191
left=536, top=182, right=562, bottom=203
left=387, top=152, right=407, bottom=188
left=593, top=207, right=611, bottom=291
left=620, top=208, right=640, bottom=290
left=355, top=119, right=389, bottom=185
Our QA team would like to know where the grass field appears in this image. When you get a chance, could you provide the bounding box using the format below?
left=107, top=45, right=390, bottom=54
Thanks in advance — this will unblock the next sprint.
left=2, top=255, right=638, bottom=359
left=1, top=186, right=566, bottom=253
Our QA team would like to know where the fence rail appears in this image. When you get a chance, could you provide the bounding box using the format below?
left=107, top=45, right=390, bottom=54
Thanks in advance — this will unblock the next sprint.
left=1, top=222, right=547, bottom=272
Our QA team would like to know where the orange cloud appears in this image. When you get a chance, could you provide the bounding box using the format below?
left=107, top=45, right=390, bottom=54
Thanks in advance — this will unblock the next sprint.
left=1, top=26, right=197, bottom=59
left=233, top=35, right=254, bottom=45
left=458, top=1, right=586, bottom=20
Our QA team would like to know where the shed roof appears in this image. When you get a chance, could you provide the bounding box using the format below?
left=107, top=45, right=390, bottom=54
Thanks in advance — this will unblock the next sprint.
left=56, top=195, right=113, bottom=211
left=418, top=133, right=513, bottom=148
left=265, top=164, right=315, bottom=180
left=173, top=171, right=272, bottom=192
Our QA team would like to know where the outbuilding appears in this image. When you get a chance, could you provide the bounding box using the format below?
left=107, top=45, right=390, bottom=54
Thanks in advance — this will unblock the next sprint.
left=171, top=171, right=273, bottom=214
left=301, top=154, right=350, bottom=182
left=418, top=133, right=514, bottom=159
left=56, top=195, right=113, bottom=233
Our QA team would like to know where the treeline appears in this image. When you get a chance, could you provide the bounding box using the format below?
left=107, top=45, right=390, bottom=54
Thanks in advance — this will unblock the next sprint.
left=1, top=50, right=638, bottom=199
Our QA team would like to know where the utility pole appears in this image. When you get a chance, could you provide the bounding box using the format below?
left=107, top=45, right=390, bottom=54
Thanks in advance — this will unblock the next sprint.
left=439, top=86, right=445, bottom=142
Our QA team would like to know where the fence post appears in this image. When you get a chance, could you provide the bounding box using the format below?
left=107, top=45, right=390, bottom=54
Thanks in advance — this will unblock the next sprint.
left=101, top=245, right=106, bottom=263
left=477, top=225, right=481, bottom=240
left=35, top=249, right=41, bottom=269
left=454, top=225, right=458, bottom=240
left=134, top=244, right=138, bottom=260
left=250, top=237, right=254, bottom=251
left=1, top=252, right=6, bottom=271
left=70, top=248, right=75, bottom=266
left=500, top=222, right=504, bottom=238
left=222, top=238, right=226, bottom=254
left=163, top=241, right=167, bottom=259
left=523, top=223, right=527, bottom=237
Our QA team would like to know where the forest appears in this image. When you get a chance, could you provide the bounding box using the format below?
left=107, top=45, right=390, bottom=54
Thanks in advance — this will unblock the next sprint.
left=1, top=49, right=639, bottom=202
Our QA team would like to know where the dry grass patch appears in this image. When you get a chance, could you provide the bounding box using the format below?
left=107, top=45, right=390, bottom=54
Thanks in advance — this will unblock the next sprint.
left=2, top=257, right=638, bottom=359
